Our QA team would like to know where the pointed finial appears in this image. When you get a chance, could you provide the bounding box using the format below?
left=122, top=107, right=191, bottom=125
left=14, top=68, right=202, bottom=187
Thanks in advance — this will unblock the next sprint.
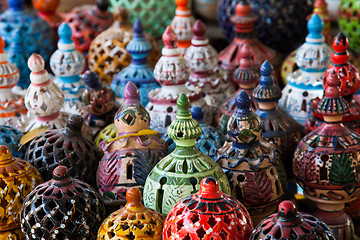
left=277, top=201, right=297, bottom=221
left=163, top=26, right=178, bottom=49
left=191, top=106, right=204, bottom=123
left=58, top=22, right=74, bottom=45
left=233, top=44, right=260, bottom=85
left=235, top=90, right=252, bottom=114
left=8, top=0, right=24, bottom=11
left=52, top=165, right=70, bottom=180
left=126, top=188, right=144, bottom=208
left=232, top=0, right=257, bottom=33
left=96, top=0, right=110, bottom=11
left=260, top=60, right=274, bottom=86
left=28, top=53, right=45, bottom=73
left=176, top=93, right=191, bottom=118
left=314, top=0, right=327, bottom=8
left=198, top=177, right=222, bottom=199
left=175, top=0, right=190, bottom=11
left=253, top=61, right=281, bottom=102
left=332, top=32, right=350, bottom=64
left=33, top=0, right=60, bottom=12
left=0, top=36, right=5, bottom=54
left=307, top=14, right=324, bottom=40
left=193, top=20, right=206, bottom=41
left=123, top=81, right=140, bottom=102
left=236, top=0, right=252, bottom=17
left=133, top=19, right=144, bottom=38
left=324, top=70, right=341, bottom=99
left=84, top=71, right=102, bottom=91
left=0, top=145, right=12, bottom=161
left=65, top=114, right=84, bottom=135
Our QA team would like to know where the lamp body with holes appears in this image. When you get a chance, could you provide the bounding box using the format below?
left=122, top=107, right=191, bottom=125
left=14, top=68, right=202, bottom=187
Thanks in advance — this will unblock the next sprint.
left=20, top=166, right=105, bottom=240
left=94, top=123, right=118, bottom=149
left=164, top=177, right=253, bottom=240
left=0, top=145, right=43, bottom=238
left=97, top=82, right=167, bottom=205
left=338, top=0, right=360, bottom=53
left=63, top=0, right=113, bottom=56
left=293, top=71, right=360, bottom=240
left=32, top=0, right=62, bottom=38
left=0, top=125, right=25, bottom=158
left=97, top=188, right=165, bottom=240
left=88, top=8, right=160, bottom=86
left=216, top=90, right=287, bottom=226
left=278, top=14, right=333, bottom=127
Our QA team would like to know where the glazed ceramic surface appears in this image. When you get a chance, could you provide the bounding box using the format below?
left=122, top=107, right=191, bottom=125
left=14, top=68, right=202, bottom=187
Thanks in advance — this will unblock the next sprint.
left=97, top=188, right=165, bottom=240
left=0, top=125, right=25, bottom=158
left=217, top=0, right=312, bottom=54
left=18, top=54, right=69, bottom=132
left=97, top=82, right=167, bottom=205
left=278, top=14, right=332, bottom=126
left=0, top=145, right=42, bottom=232
left=216, top=90, right=287, bottom=225
left=32, top=0, right=62, bottom=36
left=143, top=94, right=231, bottom=215
left=111, top=19, right=160, bottom=106
left=20, top=166, right=105, bottom=240
left=164, top=177, right=253, bottom=239
left=293, top=71, right=360, bottom=240
left=146, top=27, right=211, bottom=135
left=250, top=200, right=337, bottom=239
left=338, top=0, right=360, bottom=53
left=185, top=20, right=234, bottom=114
left=63, top=0, right=113, bottom=55
left=94, top=123, right=118, bottom=149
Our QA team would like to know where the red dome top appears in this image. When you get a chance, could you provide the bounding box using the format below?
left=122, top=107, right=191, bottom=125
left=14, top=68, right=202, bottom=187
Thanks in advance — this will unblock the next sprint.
left=163, top=26, right=178, bottom=49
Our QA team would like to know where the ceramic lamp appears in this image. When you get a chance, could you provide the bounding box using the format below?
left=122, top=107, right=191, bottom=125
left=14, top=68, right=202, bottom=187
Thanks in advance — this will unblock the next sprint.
left=32, top=0, right=62, bottom=36
left=0, top=125, right=25, bottom=158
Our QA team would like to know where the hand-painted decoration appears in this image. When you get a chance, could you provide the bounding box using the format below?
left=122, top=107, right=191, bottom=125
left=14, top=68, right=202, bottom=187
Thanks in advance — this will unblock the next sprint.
left=250, top=200, right=337, bottom=239
left=216, top=44, right=260, bottom=135
left=253, top=61, right=304, bottom=178
left=97, top=82, right=167, bottom=205
left=217, top=0, right=312, bottom=54
left=306, top=33, right=360, bottom=134
left=20, top=166, right=105, bottom=240
left=97, top=188, right=165, bottom=240
left=94, top=123, right=118, bottom=149
left=293, top=71, right=360, bottom=240
left=184, top=20, right=234, bottom=114
left=50, top=22, right=86, bottom=114
left=146, top=26, right=211, bottom=135
left=163, top=177, right=253, bottom=240
left=18, top=54, right=69, bottom=132
left=216, top=90, right=287, bottom=225
left=278, top=14, right=332, bottom=126
left=88, top=8, right=160, bottom=86
left=170, top=0, right=195, bottom=54
left=0, top=36, right=27, bottom=127
left=0, top=125, right=25, bottom=158
left=218, top=1, right=281, bottom=82
left=32, top=0, right=62, bottom=37
left=338, top=0, right=360, bottom=53
left=63, top=0, right=113, bottom=55
left=25, top=115, right=100, bottom=187
left=143, top=94, right=231, bottom=215
left=0, top=145, right=42, bottom=240
left=111, top=19, right=160, bottom=106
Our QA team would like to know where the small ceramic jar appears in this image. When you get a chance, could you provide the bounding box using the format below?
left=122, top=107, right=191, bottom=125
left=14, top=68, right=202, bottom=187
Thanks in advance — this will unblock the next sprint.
left=0, top=145, right=42, bottom=237
left=146, top=26, right=211, bottom=135
left=111, top=19, right=160, bottom=106
left=50, top=22, right=86, bottom=114
left=18, top=54, right=69, bottom=132
left=164, top=177, right=253, bottom=239
left=216, top=90, right=287, bottom=225
left=253, top=61, right=304, bottom=178
left=97, top=81, right=167, bottom=205
left=20, top=166, right=105, bottom=240
left=63, top=0, right=113, bottom=55
left=97, top=188, right=165, bottom=240
left=306, top=33, right=360, bottom=134
left=0, top=125, right=25, bottom=158
left=32, top=0, right=62, bottom=36
left=250, top=200, right=337, bottom=239
left=218, top=1, right=281, bottom=82
left=25, top=114, right=101, bottom=187
left=278, top=14, right=332, bottom=126
left=184, top=20, right=234, bottom=114
left=143, top=94, right=231, bottom=215
left=216, top=44, right=260, bottom=134
left=0, top=36, right=27, bottom=127
left=338, top=0, right=360, bottom=53
left=293, top=71, right=360, bottom=240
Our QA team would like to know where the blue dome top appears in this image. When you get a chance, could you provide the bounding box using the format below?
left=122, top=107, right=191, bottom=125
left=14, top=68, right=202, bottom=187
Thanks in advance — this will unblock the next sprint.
left=307, top=14, right=324, bottom=40
left=58, top=22, right=74, bottom=45
left=234, top=90, right=252, bottom=117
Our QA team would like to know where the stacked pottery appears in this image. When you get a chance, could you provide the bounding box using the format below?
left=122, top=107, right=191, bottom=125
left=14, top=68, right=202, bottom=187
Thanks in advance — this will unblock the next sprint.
left=250, top=200, right=337, bottom=239
left=18, top=54, right=69, bottom=132
left=163, top=177, right=253, bottom=239
left=146, top=26, right=211, bottom=135
left=0, top=36, right=27, bottom=127
left=216, top=44, right=259, bottom=134
left=20, top=166, right=105, bottom=240
left=278, top=14, right=332, bottom=126
left=82, top=71, right=116, bottom=134
left=63, top=0, right=113, bottom=55
left=0, top=125, right=25, bottom=158
left=88, top=8, right=160, bottom=85
left=252, top=61, right=304, bottom=178
left=50, top=22, right=86, bottom=115
left=32, top=0, right=62, bottom=36
left=97, top=82, right=167, bottom=205
left=111, top=19, right=160, bottom=106
left=143, top=94, right=231, bottom=215
left=97, top=188, right=165, bottom=240
left=184, top=20, right=234, bottom=114
left=293, top=71, right=360, bottom=240
left=216, top=90, right=287, bottom=225
left=170, top=0, right=195, bottom=54
left=338, top=0, right=360, bottom=54
left=218, top=1, right=281, bottom=82
left=24, top=114, right=101, bottom=187
left=306, top=33, right=360, bottom=134
left=0, top=145, right=42, bottom=239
